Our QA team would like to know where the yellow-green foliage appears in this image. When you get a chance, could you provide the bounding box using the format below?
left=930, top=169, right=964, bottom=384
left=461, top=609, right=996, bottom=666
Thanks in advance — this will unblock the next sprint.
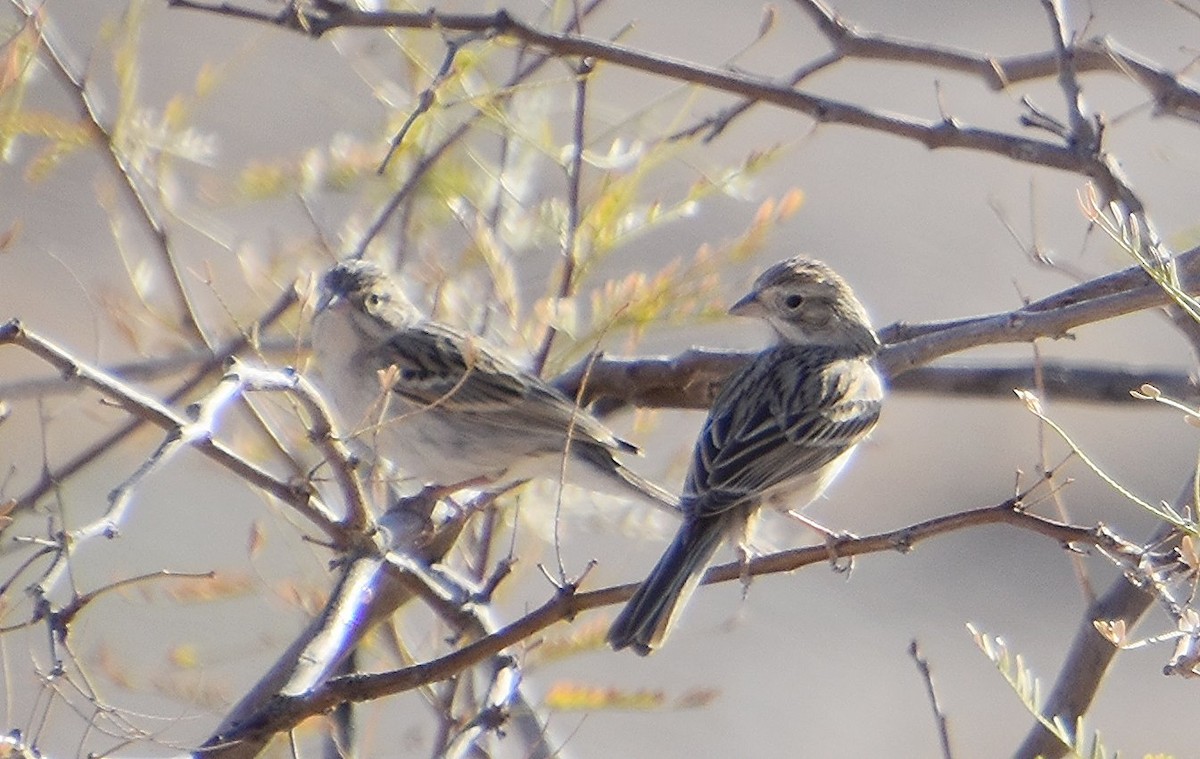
left=969, top=623, right=1122, bottom=759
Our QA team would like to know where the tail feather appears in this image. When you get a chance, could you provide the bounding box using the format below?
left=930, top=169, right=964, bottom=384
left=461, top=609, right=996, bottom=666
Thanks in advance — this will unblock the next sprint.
left=607, top=513, right=730, bottom=655
left=575, top=443, right=681, bottom=512
left=612, top=462, right=680, bottom=511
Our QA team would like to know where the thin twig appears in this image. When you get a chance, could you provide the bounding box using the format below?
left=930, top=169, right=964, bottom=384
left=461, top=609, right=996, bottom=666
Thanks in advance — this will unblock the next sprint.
left=1013, top=522, right=1178, bottom=759
left=378, top=33, right=481, bottom=174
left=1039, top=0, right=1099, bottom=152
left=227, top=362, right=375, bottom=534
left=14, top=0, right=207, bottom=344
left=349, top=0, right=609, bottom=258
left=532, top=58, right=591, bottom=374
left=909, top=640, right=954, bottom=759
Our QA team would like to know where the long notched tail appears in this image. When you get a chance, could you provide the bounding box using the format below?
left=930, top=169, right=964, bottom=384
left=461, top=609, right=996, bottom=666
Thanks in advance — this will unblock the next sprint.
left=607, top=514, right=729, bottom=655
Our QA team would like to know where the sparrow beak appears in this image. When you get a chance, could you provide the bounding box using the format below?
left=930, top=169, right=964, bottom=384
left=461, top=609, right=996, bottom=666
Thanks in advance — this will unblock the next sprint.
left=728, top=291, right=766, bottom=318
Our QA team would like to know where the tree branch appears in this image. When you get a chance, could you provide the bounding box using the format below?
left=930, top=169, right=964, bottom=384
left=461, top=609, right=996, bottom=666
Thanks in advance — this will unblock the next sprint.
left=792, top=0, right=1200, bottom=120
left=203, top=492, right=1143, bottom=746
left=555, top=245, right=1200, bottom=412
left=0, top=319, right=346, bottom=545
left=1014, top=516, right=1182, bottom=759
left=7, top=287, right=298, bottom=514
left=168, top=1, right=1197, bottom=209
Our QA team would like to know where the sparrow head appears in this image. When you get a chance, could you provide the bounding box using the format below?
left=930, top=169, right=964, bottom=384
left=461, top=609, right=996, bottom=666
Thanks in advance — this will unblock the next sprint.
left=729, top=256, right=878, bottom=351
left=316, top=259, right=420, bottom=335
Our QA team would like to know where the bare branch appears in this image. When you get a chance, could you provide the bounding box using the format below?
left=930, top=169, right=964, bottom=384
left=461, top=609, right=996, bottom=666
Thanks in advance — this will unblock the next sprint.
left=909, top=640, right=954, bottom=759
left=200, top=487, right=471, bottom=759
left=7, top=344, right=1188, bottom=410
left=555, top=245, right=1200, bottom=413
left=7, top=287, right=299, bottom=515
left=0, top=320, right=346, bottom=545
left=792, top=0, right=1200, bottom=119
left=169, top=1, right=1196, bottom=209
left=203, top=492, right=1142, bottom=745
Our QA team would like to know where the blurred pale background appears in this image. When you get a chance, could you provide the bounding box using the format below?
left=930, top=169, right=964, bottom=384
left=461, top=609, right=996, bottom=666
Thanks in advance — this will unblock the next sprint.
left=2, top=0, right=1199, bottom=756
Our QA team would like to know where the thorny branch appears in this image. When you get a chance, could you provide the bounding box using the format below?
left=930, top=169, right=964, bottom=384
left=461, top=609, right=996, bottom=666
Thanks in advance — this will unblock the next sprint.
left=2, top=268, right=1179, bottom=754
left=168, top=0, right=1200, bottom=213
left=8, top=287, right=300, bottom=515
left=199, top=489, right=1151, bottom=745
left=0, top=320, right=348, bottom=546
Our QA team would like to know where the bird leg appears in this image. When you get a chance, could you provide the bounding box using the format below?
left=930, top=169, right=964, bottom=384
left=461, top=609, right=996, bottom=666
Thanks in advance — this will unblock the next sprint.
left=736, top=543, right=754, bottom=599
left=736, top=508, right=760, bottom=599
left=786, top=510, right=856, bottom=575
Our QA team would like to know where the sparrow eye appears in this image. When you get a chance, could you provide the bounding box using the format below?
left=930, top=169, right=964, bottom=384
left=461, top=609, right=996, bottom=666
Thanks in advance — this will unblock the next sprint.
left=783, top=293, right=804, bottom=310
left=365, top=292, right=383, bottom=309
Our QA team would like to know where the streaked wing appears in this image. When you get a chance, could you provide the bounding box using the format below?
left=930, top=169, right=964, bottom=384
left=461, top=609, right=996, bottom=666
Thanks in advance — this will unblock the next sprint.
left=684, top=344, right=882, bottom=519
left=380, top=321, right=632, bottom=452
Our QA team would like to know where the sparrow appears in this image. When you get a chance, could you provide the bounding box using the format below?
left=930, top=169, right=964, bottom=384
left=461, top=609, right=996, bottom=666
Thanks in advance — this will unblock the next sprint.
left=607, top=256, right=884, bottom=654
left=309, top=259, right=677, bottom=508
